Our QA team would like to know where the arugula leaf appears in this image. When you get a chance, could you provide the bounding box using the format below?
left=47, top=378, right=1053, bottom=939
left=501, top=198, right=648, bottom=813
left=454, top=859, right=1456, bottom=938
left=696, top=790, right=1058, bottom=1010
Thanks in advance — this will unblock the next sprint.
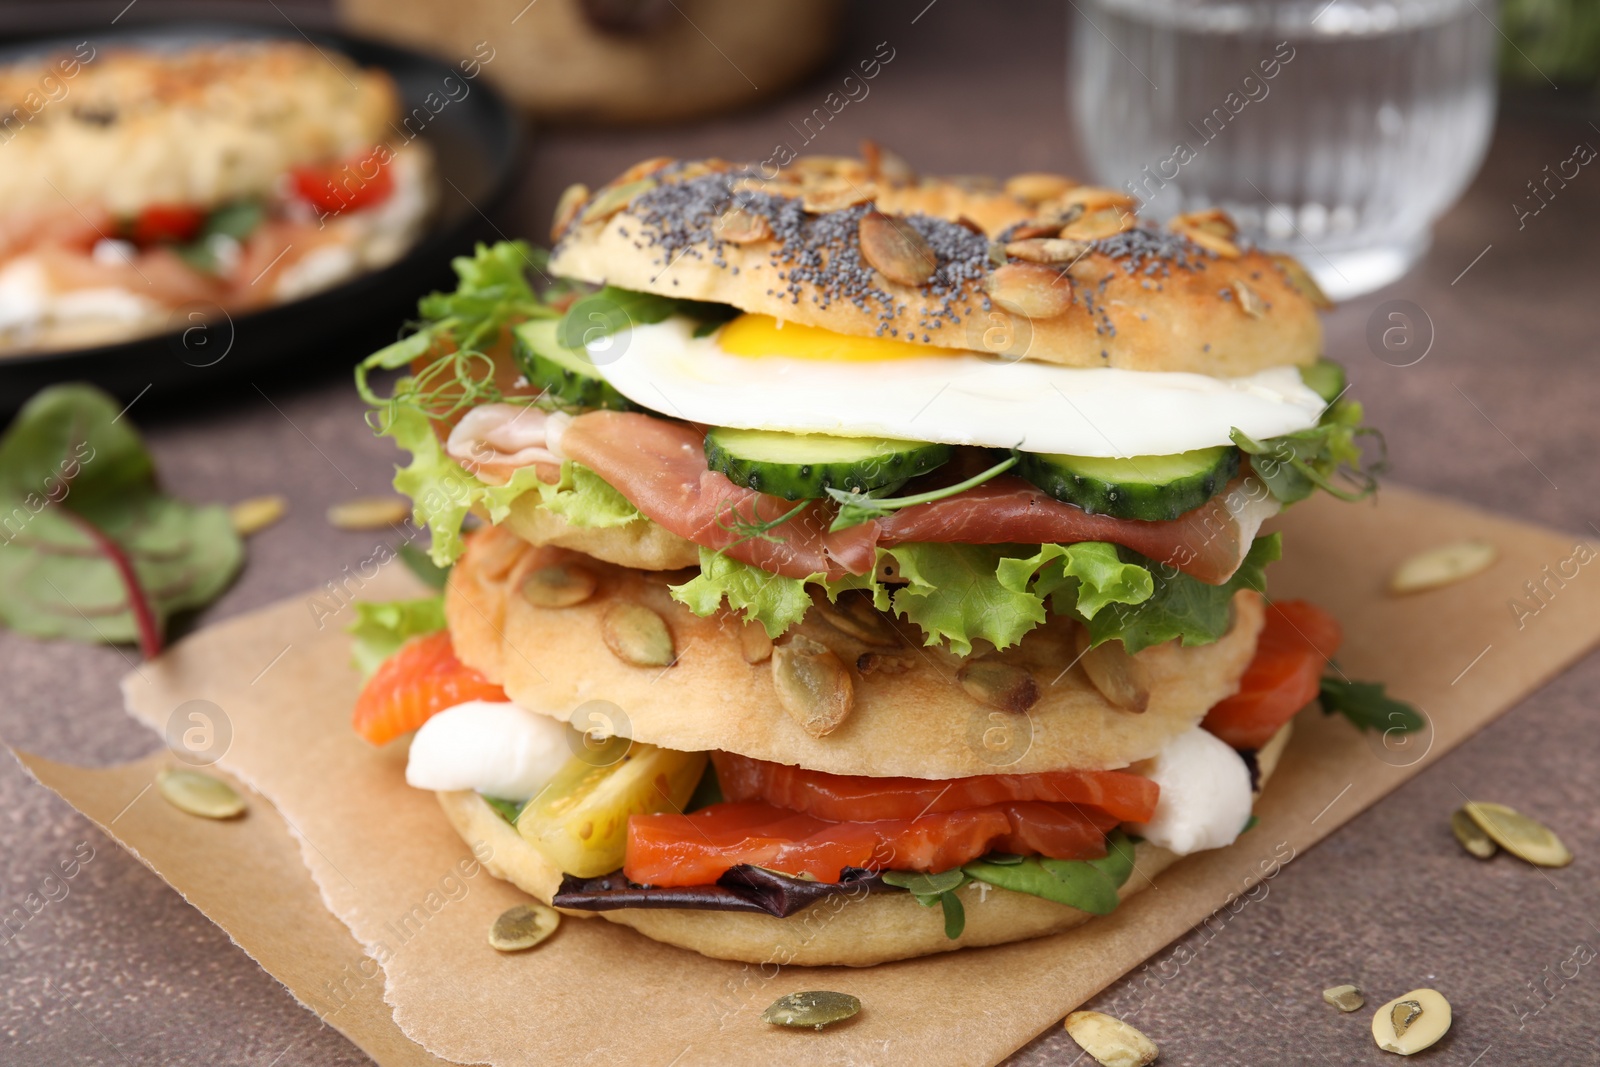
left=1074, top=534, right=1282, bottom=655
left=347, top=596, right=446, bottom=678
left=1232, top=396, right=1385, bottom=506
left=0, top=385, right=243, bottom=656
left=1319, top=677, right=1425, bottom=734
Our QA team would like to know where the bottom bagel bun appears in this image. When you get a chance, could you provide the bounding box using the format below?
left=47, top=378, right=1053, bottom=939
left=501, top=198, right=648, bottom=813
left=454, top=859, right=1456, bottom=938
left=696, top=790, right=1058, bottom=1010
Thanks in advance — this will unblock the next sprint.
left=432, top=722, right=1292, bottom=967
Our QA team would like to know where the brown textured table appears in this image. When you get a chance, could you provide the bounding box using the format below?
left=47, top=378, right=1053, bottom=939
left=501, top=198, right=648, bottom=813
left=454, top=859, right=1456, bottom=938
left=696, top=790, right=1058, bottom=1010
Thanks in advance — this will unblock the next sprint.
left=2, top=2, right=1597, bottom=1064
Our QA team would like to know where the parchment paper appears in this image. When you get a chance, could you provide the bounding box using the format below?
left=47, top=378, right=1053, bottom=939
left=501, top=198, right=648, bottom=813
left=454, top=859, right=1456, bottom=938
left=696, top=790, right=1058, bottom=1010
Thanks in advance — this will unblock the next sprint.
left=17, top=486, right=1600, bottom=1067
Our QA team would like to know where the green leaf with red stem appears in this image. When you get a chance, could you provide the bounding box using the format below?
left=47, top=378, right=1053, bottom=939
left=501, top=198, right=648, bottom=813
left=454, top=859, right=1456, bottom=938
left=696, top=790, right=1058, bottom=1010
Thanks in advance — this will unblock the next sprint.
left=0, top=385, right=242, bottom=656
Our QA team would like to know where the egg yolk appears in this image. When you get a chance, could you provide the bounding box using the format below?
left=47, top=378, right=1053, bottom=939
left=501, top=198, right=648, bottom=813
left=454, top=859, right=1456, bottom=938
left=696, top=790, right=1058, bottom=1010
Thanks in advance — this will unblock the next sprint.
left=715, top=313, right=939, bottom=362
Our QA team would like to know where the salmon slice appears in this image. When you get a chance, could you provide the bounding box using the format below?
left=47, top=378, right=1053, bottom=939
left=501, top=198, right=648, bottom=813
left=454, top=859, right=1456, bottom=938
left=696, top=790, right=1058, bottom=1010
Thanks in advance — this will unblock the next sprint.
left=352, top=630, right=507, bottom=745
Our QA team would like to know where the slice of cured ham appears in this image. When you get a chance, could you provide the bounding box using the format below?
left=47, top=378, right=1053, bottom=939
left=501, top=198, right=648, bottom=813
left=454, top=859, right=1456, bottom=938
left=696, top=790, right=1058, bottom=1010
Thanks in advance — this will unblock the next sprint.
left=546, top=410, right=1275, bottom=585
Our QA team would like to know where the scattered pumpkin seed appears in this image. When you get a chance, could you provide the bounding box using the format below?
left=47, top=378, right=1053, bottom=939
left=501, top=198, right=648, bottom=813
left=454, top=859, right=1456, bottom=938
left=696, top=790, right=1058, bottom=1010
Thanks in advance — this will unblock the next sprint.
left=772, top=634, right=854, bottom=738
left=520, top=563, right=597, bottom=608
left=858, top=211, right=936, bottom=286
left=582, top=178, right=656, bottom=224
left=1075, top=631, right=1150, bottom=712
left=1004, top=172, right=1076, bottom=204
left=815, top=593, right=898, bottom=646
left=761, top=990, right=860, bottom=1030
left=714, top=205, right=772, bottom=245
left=739, top=621, right=774, bottom=664
left=1463, top=801, right=1571, bottom=867
left=1371, top=989, right=1450, bottom=1055
left=1004, top=237, right=1092, bottom=265
left=1389, top=540, right=1497, bottom=595
left=156, top=768, right=246, bottom=819
left=326, top=496, right=410, bottom=530
left=229, top=495, right=286, bottom=536
left=1231, top=280, right=1266, bottom=319
left=984, top=261, right=1074, bottom=319
left=550, top=182, right=588, bottom=241
left=600, top=603, right=675, bottom=668
left=1450, top=808, right=1498, bottom=859
left=1064, top=1010, right=1159, bottom=1067
left=488, top=902, right=559, bottom=952
left=1324, top=984, right=1366, bottom=1012
left=958, top=660, right=1039, bottom=714
left=616, top=155, right=672, bottom=183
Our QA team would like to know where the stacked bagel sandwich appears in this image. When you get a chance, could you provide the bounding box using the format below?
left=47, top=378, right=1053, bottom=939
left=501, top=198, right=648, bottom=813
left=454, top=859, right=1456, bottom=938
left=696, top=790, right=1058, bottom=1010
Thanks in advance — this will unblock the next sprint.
left=351, top=148, right=1394, bottom=966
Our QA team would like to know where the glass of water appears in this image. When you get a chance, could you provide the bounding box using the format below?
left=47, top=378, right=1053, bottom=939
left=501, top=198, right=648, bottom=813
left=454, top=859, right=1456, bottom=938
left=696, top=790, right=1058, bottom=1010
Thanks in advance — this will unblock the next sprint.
left=1070, top=0, right=1499, bottom=299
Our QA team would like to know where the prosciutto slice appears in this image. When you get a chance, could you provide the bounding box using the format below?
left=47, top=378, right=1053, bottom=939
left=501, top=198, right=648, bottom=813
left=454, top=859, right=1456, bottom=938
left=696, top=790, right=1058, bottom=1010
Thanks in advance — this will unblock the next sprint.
left=557, top=411, right=878, bottom=578
left=549, top=410, right=1275, bottom=585
left=875, top=476, right=1277, bottom=585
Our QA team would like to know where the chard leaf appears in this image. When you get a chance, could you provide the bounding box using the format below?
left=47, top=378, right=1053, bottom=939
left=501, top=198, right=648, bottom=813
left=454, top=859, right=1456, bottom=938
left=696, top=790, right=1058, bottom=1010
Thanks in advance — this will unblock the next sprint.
left=346, top=596, right=447, bottom=678
left=0, top=385, right=242, bottom=656
left=1319, top=676, right=1425, bottom=733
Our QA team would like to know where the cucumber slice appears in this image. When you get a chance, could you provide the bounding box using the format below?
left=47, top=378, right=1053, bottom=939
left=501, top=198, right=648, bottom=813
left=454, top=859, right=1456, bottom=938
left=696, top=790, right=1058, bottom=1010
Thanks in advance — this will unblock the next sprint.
left=704, top=427, right=952, bottom=501
left=1018, top=445, right=1239, bottom=520
left=511, top=319, right=635, bottom=410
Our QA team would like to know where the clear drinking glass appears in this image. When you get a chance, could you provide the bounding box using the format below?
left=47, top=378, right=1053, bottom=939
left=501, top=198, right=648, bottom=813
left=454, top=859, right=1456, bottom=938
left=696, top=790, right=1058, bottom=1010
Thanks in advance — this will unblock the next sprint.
left=1070, top=0, right=1499, bottom=298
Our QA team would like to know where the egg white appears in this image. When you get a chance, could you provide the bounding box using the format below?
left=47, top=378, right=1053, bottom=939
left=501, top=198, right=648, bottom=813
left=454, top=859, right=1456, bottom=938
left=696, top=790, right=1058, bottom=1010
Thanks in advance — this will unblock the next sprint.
left=586, top=317, right=1326, bottom=458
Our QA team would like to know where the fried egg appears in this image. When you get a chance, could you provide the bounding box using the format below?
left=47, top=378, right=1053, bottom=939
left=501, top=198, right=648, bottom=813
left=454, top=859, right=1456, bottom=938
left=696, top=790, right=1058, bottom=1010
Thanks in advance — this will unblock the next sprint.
left=588, top=314, right=1326, bottom=457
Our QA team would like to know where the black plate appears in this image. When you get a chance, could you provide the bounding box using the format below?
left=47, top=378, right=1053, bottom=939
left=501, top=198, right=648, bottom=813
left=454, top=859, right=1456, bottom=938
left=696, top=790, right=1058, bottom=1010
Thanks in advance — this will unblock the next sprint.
left=0, top=2, right=524, bottom=413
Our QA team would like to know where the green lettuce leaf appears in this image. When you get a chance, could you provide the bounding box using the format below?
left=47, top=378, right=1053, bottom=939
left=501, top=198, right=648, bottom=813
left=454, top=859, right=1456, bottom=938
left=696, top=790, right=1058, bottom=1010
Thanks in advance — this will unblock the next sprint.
left=381, top=401, right=546, bottom=566
left=882, top=543, right=1046, bottom=657
left=533, top=463, right=641, bottom=528
left=556, top=285, right=739, bottom=350
left=670, top=548, right=817, bottom=639
left=1073, top=534, right=1281, bottom=655
left=997, top=541, right=1154, bottom=620
left=347, top=596, right=446, bottom=678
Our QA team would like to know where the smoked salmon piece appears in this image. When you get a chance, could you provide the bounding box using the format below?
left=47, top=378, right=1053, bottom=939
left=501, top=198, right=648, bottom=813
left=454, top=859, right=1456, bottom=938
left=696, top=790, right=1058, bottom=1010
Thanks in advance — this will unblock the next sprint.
left=352, top=630, right=506, bottom=745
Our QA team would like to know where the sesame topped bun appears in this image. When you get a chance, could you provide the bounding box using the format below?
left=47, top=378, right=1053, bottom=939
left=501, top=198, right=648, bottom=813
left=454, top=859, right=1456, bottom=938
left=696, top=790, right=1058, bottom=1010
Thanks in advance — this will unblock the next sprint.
left=548, top=149, right=1329, bottom=376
